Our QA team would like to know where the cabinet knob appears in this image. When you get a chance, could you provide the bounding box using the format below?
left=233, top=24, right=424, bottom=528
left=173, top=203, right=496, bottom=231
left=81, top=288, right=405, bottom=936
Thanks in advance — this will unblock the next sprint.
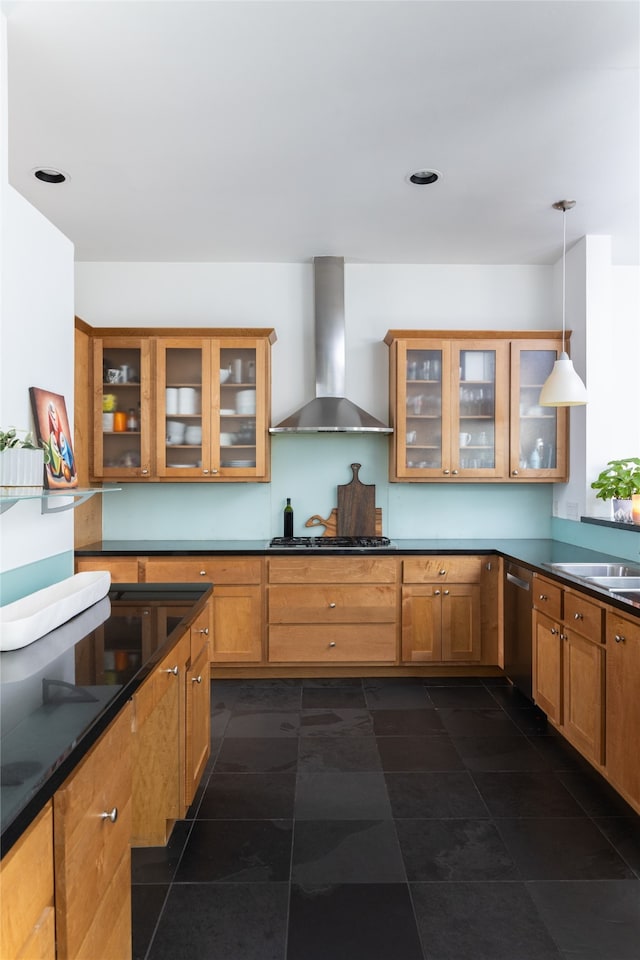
left=100, top=807, right=118, bottom=823
left=539, top=594, right=548, bottom=601
left=560, top=633, right=567, bottom=641
left=328, top=641, right=336, bottom=647
left=164, top=665, right=179, bottom=676
left=192, top=675, right=203, bottom=684
left=615, top=634, right=626, bottom=644
left=439, top=569, right=446, bottom=576
left=443, top=469, right=450, bottom=475
left=574, top=612, right=584, bottom=620
left=211, top=469, right=218, bottom=474
left=329, top=602, right=336, bottom=608
left=199, top=627, right=209, bottom=635
left=512, top=470, right=519, bottom=476
left=203, top=469, right=209, bottom=475
left=452, top=470, right=459, bottom=476
left=550, top=628, right=558, bottom=635
left=141, top=469, right=149, bottom=475
left=199, top=570, right=207, bottom=577
left=434, top=589, right=441, bottom=596
left=443, top=589, right=450, bottom=596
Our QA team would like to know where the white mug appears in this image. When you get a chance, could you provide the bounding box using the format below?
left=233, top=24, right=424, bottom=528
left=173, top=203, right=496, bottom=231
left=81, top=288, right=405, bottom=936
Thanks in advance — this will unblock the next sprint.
left=459, top=432, right=472, bottom=447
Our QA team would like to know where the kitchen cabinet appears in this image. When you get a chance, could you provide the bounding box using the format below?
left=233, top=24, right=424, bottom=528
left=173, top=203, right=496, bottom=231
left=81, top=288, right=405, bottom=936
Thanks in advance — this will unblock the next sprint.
left=401, top=557, right=482, bottom=663
left=185, top=608, right=211, bottom=808
left=385, top=331, right=568, bottom=482
left=605, top=610, right=640, bottom=811
left=509, top=340, right=569, bottom=480
left=0, top=803, right=55, bottom=960
left=532, top=576, right=605, bottom=767
left=84, top=325, right=276, bottom=483
left=131, top=632, right=189, bottom=846
left=268, top=557, right=398, bottom=664
left=53, top=703, right=132, bottom=960
left=155, top=334, right=272, bottom=480
left=75, top=555, right=141, bottom=582
left=144, top=556, right=265, bottom=663
left=92, top=336, right=152, bottom=480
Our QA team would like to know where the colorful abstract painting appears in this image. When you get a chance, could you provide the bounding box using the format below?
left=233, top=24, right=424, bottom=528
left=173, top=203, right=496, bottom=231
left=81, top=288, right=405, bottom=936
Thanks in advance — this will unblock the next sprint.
left=29, top=387, right=78, bottom=489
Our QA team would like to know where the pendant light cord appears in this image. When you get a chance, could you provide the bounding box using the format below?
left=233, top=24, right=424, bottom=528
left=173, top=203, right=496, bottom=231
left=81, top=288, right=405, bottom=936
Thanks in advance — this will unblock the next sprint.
left=561, top=207, right=566, bottom=354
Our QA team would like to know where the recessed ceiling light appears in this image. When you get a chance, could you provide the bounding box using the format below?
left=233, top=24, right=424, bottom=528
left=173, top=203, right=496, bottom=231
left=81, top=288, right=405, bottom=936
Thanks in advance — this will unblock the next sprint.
left=32, top=167, right=68, bottom=184
left=406, top=169, right=442, bottom=185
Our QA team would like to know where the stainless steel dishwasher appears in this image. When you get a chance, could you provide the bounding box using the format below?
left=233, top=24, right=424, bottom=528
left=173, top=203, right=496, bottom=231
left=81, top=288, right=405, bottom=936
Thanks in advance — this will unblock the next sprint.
left=504, top=562, right=533, bottom=699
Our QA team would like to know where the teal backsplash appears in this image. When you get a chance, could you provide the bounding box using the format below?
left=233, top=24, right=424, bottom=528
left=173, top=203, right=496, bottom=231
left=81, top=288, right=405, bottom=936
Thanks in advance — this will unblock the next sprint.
left=0, top=551, right=75, bottom=606
left=551, top=517, right=640, bottom=562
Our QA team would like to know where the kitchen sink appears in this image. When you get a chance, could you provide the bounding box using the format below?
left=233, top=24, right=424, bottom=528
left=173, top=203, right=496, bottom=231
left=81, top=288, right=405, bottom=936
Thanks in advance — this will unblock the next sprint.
left=546, top=563, right=640, bottom=579
left=585, top=577, right=640, bottom=591
left=609, top=589, right=640, bottom=603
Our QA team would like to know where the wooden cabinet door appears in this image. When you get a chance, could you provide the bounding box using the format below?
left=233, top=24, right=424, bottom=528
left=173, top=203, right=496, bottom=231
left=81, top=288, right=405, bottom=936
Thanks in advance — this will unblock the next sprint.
left=131, top=635, right=188, bottom=846
left=0, top=803, right=55, bottom=960
left=401, top=586, right=442, bottom=662
left=533, top=611, right=563, bottom=724
left=441, top=585, right=481, bottom=661
left=606, top=612, right=640, bottom=808
left=211, top=585, right=263, bottom=662
left=155, top=338, right=210, bottom=478
left=509, top=339, right=568, bottom=481
left=185, top=640, right=211, bottom=808
left=562, top=630, right=605, bottom=766
left=54, top=704, right=132, bottom=960
left=449, top=340, right=509, bottom=479
left=92, top=337, right=152, bottom=480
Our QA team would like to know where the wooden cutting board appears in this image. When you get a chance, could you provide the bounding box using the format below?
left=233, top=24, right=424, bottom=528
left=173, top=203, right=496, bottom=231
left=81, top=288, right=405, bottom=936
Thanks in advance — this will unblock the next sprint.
left=305, top=508, right=382, bottom=537
left=336, top=463, right=376, bottom=536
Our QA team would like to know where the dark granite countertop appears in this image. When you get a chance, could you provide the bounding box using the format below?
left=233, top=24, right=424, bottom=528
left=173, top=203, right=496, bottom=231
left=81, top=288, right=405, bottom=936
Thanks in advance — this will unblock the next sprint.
left=0, top=583, right=211, bottom=858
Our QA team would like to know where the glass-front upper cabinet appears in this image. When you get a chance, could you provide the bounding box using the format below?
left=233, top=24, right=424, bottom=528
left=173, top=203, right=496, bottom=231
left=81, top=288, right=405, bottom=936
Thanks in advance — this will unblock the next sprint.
left=92, top=338, right=152, bottom=479
left=156, top=336, right=271, bottom=480
left=387, top=336, right=508, bottom=480
left=510, top=339, right=568, bottom=481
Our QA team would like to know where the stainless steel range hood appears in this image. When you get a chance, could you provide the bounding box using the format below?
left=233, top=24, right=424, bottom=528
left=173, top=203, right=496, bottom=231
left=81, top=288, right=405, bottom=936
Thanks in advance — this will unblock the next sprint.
left=270, top=257, right=392, bottom=434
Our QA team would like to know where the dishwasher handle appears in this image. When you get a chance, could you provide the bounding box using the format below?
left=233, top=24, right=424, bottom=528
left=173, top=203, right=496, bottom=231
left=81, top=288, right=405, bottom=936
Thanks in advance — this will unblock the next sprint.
left=506, top=571, right=530, bottom=591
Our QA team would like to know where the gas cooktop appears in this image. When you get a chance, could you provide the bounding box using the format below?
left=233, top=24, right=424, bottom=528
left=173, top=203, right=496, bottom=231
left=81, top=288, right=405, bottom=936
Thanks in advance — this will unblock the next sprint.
left=269, top=536, right=396, bottom=550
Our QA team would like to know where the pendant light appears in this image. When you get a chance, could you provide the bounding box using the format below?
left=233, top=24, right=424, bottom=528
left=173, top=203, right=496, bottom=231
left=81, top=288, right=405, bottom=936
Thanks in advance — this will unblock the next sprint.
left=539, top=200, right=588, bottom=406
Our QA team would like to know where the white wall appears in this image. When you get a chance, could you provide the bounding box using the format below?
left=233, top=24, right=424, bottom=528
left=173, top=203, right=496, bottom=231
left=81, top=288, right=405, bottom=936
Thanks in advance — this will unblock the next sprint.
left=0, top=12, right=76, bottom=582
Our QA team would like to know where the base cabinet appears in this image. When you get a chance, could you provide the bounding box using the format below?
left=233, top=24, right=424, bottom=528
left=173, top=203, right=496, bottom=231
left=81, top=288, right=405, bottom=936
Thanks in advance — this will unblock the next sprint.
left=0, top=803, right=55, bottom=960
left=186, top=611, right=212, bottom=808
left=53, top=704, right=133, bottom=960
left=605, top=611, right=640, bottom=810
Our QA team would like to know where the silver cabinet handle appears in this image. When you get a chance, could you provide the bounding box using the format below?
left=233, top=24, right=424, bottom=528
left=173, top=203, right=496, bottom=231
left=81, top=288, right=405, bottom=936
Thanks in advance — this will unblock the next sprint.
left=443, top=469, right=450, bottom=475
left=550, top=628, right=558, bottom=635
left=574, top=612, right=584, bottom=620
left=199, top=570, right=207, bottom=576
left=452, top=470, right=459, bottom=476
left=443, top=589, right=450, bottom=595
left=203, top=469, right=209, bottom=475
left=192, top=675, right=203, bottom=684
left=141, top=469, right=149, bottom=475
left=211, top=469, right=218, bottom=474
left=199, top=627, right=209, bottom=635
left=101, top=808, right=118, bottom=823
left=434, top=589, right=441, bottom=596
left=328, top=641, right=336, bottom=647
left=615, top=634, right=626, bottom=644
left=539, top=594, right=548, bottom=601
left=164, top=665, right=179, bottom=676
left=512, top=470, right=519, bottom=476
left=439, top=569, right=446, bottom=576
left=329, top=602, right=336, bottom=608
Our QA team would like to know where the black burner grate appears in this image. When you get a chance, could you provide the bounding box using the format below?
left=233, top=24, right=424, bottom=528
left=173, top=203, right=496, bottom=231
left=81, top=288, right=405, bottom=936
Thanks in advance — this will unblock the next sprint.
left=269, top=536, right=394, bottom=549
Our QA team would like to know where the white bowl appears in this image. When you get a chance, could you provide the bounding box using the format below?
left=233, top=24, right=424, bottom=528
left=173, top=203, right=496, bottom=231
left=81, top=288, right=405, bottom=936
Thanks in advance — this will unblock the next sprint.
left=166, top=420, right=186, bottom=444
left=220, top=369, right=231, bottom=384
left=220, top=432, right=236, bottom=446
left=185, top=425, right=202, bottom=444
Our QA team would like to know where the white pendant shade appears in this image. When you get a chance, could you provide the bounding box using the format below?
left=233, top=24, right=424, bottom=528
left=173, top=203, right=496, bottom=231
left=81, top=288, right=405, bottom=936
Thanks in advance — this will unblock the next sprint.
left=539, top=352, right=587, bottom=406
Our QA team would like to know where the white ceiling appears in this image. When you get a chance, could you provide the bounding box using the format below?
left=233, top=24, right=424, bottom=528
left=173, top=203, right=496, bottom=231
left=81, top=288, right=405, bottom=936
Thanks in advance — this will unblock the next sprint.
left=5, top=0, right=639, bottom=265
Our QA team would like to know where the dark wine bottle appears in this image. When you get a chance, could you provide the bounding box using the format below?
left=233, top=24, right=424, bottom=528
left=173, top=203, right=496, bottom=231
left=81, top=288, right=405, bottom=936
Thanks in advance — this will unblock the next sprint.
left=283, top=497, right=294, bottom=538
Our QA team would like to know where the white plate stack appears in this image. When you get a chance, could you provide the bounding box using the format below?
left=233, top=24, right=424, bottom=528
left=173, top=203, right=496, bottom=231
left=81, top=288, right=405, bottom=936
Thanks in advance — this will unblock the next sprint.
left=236, top=389, right=256, bottom=415
left=178, top=387, right=200, bottom=415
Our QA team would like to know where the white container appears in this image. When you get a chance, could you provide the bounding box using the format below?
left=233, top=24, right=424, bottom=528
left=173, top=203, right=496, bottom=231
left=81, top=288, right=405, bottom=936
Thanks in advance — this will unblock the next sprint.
left=165, top=388, right=179, bottom=414
left=166, top=420, right=186, bottom=444
left=0, top=448, right=45, bottom=492
left=102, top=412, right=114, bottom=432
left=236, top=389, right=256, bottom=414
left=178, top=387, right=200, bottom=415
left=185, top=425, right=202, bottom=444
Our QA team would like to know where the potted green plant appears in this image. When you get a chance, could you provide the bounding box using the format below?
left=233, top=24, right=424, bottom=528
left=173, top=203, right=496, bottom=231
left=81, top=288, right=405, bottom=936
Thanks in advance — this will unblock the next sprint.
left=590, top=457, right=640, bottom=522
left=0, top=427, right=49, bottom=492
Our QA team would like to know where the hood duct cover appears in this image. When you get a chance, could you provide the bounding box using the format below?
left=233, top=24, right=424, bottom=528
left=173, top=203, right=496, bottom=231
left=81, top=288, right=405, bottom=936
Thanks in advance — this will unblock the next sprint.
left=270, top=256, right=392, bottom=433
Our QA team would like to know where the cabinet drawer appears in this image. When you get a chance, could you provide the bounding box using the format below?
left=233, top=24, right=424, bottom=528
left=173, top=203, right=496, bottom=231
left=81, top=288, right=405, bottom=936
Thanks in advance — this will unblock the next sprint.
left=564, top=589, right=604, bottom=642
left=145, top=556, right=262, bottom=585
left=269, top=624, right=397, bottom=662
left=268, top=556, right=398, bottom=584
left=532, top=575, right=563, bottom=619
left=269, top=584, right=397, bottom=624
left=403, top=556, right=482, bottom=583
left=75, top=556, right=140, bottom=582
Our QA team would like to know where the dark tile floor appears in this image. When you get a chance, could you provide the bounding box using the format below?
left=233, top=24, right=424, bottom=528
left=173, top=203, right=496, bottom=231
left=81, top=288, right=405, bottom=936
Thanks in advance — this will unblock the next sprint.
left=132, top=677, right=640, bottom=960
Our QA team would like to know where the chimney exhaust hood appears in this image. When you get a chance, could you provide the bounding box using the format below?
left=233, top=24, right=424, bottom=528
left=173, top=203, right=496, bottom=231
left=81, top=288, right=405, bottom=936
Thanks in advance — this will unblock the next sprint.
left=269, top=257, right=392, bottom=434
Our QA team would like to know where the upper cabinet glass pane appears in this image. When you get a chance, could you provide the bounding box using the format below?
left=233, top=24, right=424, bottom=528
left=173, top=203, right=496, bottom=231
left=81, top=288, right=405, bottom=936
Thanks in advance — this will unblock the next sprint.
left=458, top=349, right=497, bottom=470
left=164, top=348, right=203, bottom=470
left=518, top=350, right=558, bottom=470
left=405, top=349, right=443, bottom=470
